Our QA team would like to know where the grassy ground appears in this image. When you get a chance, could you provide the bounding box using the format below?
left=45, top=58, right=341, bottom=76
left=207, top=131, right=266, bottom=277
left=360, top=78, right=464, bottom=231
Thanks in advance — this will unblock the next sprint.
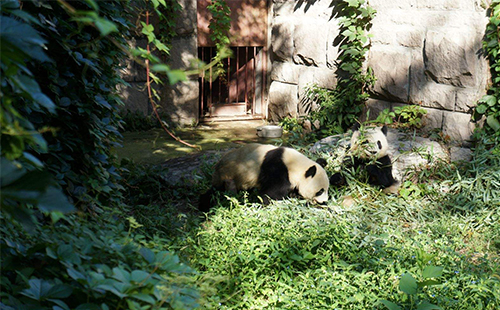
left=121, top=136, right=500, bottom=309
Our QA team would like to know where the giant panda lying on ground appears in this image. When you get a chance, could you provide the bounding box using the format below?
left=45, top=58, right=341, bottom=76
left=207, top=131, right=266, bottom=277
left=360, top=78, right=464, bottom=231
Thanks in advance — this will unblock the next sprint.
left=199, top=143, right=330, bottom=212
left=330, top=123, right=400, bottom=194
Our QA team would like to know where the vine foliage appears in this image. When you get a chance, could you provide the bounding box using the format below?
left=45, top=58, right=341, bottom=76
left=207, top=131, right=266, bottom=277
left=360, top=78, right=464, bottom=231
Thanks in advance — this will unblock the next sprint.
left=207, top=0, right=232, bottom=79
left=295, top=0, right=376, bottom=138
left=474, top=0, right=500, bottom=139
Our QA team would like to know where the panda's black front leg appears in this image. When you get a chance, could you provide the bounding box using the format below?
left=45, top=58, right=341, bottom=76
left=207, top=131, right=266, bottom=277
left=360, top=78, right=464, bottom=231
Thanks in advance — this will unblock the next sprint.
left=365, top=155, right=398, bottom=189
left=330, top=155, right=362, bottom=187
left=259, top=184, right=292, bottom=205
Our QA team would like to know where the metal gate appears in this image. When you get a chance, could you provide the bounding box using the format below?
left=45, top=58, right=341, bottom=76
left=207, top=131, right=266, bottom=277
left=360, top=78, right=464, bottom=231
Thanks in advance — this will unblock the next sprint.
left=199, top=46, right=266, bottom=119
left=197, top=0, right=268, bottom=121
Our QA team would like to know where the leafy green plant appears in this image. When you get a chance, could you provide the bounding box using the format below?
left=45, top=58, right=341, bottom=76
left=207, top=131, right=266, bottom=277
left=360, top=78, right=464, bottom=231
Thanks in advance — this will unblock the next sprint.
left=0, top=212, right=203, bottom=310
left=380, top=250, right=444, bottom=310
left=375, top=105, right=428, bottom=129
left=207, top=0, right=232, bottom=78
left=473, top=0, right=500, bottom=136
left=288, top=0, right=376, bottom=139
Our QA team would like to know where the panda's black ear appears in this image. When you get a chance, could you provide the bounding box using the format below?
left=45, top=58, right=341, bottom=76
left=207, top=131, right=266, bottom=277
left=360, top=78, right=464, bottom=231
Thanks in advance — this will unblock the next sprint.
left=381, top=125, right=388, bottom=136
left=305, top=165, right=317, bottom=178
left=352, top=122, right=361, bottom=132
left=316, top=158, right=327, bottom=168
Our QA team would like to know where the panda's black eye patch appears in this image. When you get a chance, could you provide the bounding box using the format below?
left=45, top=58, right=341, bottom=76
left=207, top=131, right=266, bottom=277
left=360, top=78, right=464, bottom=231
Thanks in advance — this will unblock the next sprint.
left=315, top=189, right=324, bottom=197
left=377, top=141, right=382, bottom=149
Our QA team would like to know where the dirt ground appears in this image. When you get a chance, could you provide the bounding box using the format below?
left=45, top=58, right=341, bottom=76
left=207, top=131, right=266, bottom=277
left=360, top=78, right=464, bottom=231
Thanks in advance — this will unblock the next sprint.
left=117, top=120, right=281, bottom=165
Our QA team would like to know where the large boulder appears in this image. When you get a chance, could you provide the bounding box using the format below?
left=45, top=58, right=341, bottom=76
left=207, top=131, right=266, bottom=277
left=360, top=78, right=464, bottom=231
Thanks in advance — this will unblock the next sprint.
left=311, top=128, right=452, bottom=184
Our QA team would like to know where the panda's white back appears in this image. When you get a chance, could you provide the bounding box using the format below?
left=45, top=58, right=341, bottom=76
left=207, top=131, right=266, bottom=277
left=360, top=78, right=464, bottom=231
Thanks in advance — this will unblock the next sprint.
left=212, top=143, right=276, bottom=191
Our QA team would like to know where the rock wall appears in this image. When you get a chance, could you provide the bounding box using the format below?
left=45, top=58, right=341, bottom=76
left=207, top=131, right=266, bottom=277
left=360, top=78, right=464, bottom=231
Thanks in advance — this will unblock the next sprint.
left=120, top=0, right=199, bottom=126
left=160, top=0, right=199, bottom=126
left=268, top=0, right=340, bottom=122
left=269, top=0, right=491, bottom=143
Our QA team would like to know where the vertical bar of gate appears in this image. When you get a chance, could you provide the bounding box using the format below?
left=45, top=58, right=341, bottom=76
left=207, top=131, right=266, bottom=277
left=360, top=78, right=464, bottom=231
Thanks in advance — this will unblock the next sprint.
left=209, top=47, right=213, bottom=110
left=219, top=49, right=222, bottom=105
left=262, top=47, right=266, bottom=118
left=236, top=47, right=239, bottom=105
left=252, top=46, right=256, bottom=115
left=227, top=52, right=230, bottom=104
left=200, top=47, right=204, bottom=115
left=245, top=47, right=248, bottom=111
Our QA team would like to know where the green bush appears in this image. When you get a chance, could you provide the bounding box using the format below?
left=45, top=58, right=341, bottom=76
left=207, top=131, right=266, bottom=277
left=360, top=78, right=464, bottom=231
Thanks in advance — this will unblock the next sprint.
left=0, top=213, right=202, bottom=310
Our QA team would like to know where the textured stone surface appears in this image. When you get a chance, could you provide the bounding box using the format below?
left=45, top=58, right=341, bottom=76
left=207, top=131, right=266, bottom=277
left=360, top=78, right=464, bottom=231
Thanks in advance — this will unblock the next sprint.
left=411, top=82, right=457, bottom=111
left=362, top=99, right=392, bottom=122
left=271, top=17, right=295, bottom=62
left=369, top=46, right=411, bottom=102
left=161, top=80, right=199, bottom=126
left=118, top=83, right=149, bottom=115
left=169, top=36, right=198, bottom=70
left=424, top=29, right=480, bottom=88
left=270, top=62, right=299, bottom=84
left=450, top=146, right=473, bottom=162
left=293, top=20, right=328, bottom=66
left=268, top=81, right=299, bottom=122
left=174, top=0, right=196, bottom=36
left=455, top=88, right=483, bottom=113
left=421, top=108, right=444, bottom=132
left=297, top=66, right=337, bottom=96
left=326, top=21, right=341, bottom=69
left=442, top=111, right=475, bottom=142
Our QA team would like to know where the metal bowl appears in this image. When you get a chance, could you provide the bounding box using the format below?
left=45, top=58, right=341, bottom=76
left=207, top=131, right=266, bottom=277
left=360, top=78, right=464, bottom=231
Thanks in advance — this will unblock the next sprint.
left=256, top=125, right=283, bottom=138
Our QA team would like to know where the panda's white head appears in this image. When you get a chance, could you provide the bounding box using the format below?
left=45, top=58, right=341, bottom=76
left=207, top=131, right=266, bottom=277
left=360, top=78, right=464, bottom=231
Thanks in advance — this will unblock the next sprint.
left=349, top=124, right=389, bottom=159
left=299, top=160, right=329, bottom=204
left=281, top=150, right=329, bottom=205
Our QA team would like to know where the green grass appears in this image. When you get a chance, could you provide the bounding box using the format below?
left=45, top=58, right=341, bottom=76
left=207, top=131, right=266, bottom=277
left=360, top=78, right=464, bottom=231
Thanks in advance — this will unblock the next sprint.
left=124, top=143, right=500, bottom=309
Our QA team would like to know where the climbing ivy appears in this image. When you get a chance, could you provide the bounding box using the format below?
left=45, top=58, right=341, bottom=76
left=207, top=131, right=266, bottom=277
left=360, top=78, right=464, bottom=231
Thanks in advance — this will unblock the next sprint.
left=207, top=0, right=232, bottom=78
left=298, top=0, right=376, bottom=137
left=474, top=0, right=500, bottom=139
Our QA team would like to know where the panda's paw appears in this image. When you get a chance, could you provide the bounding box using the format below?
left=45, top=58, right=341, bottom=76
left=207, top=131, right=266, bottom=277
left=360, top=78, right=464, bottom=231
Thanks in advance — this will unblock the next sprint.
left=330, top=172, right=345, bottom=186
left=383, top=181, right=400, bottom=195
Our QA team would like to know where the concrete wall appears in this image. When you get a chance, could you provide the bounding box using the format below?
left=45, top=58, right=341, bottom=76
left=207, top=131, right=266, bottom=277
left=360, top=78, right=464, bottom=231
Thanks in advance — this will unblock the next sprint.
left=269, top=0, right=491, bottom=143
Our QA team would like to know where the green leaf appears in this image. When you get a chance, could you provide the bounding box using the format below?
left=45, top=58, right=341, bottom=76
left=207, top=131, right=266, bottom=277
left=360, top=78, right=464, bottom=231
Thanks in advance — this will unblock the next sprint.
left=83, top=0, right=99, bottom=11
left=166, top=70, right=187, bottom=85
left=418, top=279, right=441, bottom=288
left=399, top=273, right=418, bottom=295
left=0, top=16, right=50, bottom=62
left=417, top=301, right=442, bottom=310
left=132, top=293, right=156, bottom=304
left=139, top=248, right=156, bottom=263
left=1, top=0, right=20, bottom=10
left=46, top=284, right=73, bottom=299
left=37, top=186, right=75, bottom=214
left=20, top=279, right=52, bottom=301
left=422, top=266, right=443, bottom=279
left=379, top=300, right=402, bottom=310
left=481, top=95, right=497, bottom=106
left=112, top=267, right=131, bottom=282
left=94, top=17, right=118, bottom=36
left=131, top=270, right=150, bottom=283
left=486, top=115, right=500, bottom=131
left=475, top=104, right=487, bottom=114
left=33, top=93, right=56, bottom=113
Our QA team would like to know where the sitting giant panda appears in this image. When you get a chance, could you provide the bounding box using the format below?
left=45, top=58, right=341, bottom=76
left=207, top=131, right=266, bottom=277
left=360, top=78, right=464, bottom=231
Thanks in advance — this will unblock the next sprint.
left=330, top=124, right=400, bottom=194
left=199, top=143, right=330, bottom=212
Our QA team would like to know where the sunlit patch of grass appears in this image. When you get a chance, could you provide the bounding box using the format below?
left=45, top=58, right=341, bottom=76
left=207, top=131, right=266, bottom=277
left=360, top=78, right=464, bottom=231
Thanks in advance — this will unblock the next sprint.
left=126, top=142, right=500, bottom=309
